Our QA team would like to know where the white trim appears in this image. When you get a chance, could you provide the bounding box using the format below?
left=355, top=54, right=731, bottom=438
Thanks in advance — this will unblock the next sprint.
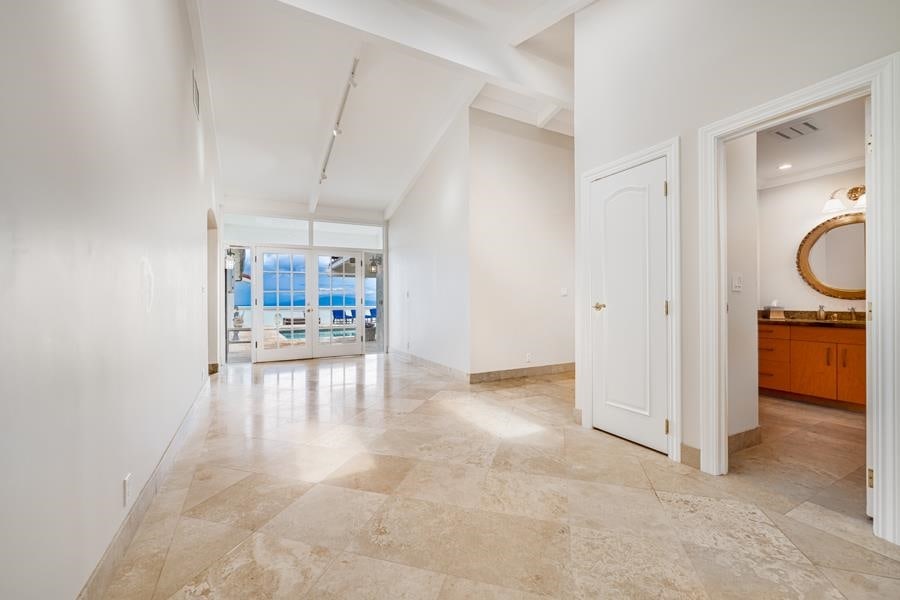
left=577, top=137, right=681, bottom=462
left=697, top=53, right=900, bottom=545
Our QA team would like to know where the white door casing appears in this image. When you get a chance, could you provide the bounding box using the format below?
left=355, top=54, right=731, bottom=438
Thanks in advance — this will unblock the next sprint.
left=589, top=157, right=669, bottom=453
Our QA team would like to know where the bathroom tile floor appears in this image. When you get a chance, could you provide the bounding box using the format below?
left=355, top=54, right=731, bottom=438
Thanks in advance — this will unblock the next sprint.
left=103, top=356, right=899, bottom=599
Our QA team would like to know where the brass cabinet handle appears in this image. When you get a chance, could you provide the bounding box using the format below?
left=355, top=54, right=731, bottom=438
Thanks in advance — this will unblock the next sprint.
left=826, top=347, right=832, bottom=366
left=760, top=347, right=775, bottom=352
left=759, top=372, right=774, bottom=377
left=593, top=303, right=607, bottom=311
left=842, top=348, right=848, bottom=368
left=760, top=329, right=774, bottom=333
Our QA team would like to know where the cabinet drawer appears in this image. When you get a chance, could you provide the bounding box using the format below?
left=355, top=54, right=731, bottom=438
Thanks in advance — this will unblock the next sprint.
left=758, top=359, right=790, bottom=391
left=758, top=324, right=790, bottom=340
left=757, top=338, right=790, bottom=363
left=790, top=326, right=865, bottom=345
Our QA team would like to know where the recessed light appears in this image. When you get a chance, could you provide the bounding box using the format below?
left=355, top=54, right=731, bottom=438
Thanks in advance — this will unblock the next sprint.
left=778, top=163, right=793, bottom=170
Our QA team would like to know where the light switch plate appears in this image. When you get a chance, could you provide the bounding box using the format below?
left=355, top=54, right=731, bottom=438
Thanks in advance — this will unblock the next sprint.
left=731, top=274, right=743, bottom=292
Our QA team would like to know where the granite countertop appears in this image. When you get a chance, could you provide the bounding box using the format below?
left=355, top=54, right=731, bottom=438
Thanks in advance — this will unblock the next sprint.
left=758, top=317, right=866, bottom=329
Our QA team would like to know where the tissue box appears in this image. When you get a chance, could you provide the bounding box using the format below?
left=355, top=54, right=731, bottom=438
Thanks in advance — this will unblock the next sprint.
left=765, top=306, right=785, bottom=320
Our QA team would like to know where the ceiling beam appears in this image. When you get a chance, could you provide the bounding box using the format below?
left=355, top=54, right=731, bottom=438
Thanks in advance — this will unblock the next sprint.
left=507, top=0, right=595, bottom=47
left=275, top=0, right=572, bottom=108
left=535, top=102, right=562, bottom=128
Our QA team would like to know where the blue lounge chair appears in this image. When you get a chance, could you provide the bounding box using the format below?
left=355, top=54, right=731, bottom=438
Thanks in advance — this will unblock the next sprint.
left=332, top=309, right=346, bottom=323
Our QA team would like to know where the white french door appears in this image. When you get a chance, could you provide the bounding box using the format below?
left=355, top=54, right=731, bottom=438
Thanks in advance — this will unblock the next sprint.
left=253, top=247, right=313, bottom=362
left=589, top=157, right=669, bottom=453
left=310, top=252, right=363, bottom=358
left=252, top=248, right=363, bottom=362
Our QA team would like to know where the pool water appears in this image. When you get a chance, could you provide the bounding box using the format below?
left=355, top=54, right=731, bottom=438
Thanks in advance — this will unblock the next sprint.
left=278, top=328, right=356, bottom=340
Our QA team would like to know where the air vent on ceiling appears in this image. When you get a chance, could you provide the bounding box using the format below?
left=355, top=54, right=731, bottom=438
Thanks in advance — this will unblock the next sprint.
left=771, top=119, right=819, bottom=140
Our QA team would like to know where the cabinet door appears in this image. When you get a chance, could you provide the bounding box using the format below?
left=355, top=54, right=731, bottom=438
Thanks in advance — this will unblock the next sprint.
left=790, top=340, right=837, bottom=399
left=837, top=344, right=866, bottom=405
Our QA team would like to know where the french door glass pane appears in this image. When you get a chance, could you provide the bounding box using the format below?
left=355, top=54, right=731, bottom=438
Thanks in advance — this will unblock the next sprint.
left=262, top=252, right=307, bottom=350
left=318, top=255, right=357, bottom=345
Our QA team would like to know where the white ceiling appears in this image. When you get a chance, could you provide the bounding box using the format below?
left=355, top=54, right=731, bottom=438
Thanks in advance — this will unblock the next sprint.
left=758, top=97, right=866, bottom=189
left=518, top=14, right=574, bottom=68
left=199, top=0, right=581, bottom=216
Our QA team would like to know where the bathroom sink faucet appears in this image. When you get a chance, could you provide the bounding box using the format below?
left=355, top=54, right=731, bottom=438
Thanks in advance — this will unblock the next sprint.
left=849, top=307, right=857, bottom=320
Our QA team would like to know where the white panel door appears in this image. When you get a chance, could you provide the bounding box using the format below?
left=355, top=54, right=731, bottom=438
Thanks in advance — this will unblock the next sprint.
left=590, top=157, right=669, bottom=453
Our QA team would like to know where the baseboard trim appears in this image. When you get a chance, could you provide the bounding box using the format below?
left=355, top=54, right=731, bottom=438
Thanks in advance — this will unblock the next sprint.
left=680, top=444, right=701, bottom=469
left=76, top=378, right=209, bottom=600
left=728, top=426, right=762, bottom=455
left=468, top=362, right=575, bottom=384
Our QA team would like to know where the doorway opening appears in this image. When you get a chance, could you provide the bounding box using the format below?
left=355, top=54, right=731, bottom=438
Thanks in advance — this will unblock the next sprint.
left=206, top=210, right=220, bottom=374
left=700, top=54, right=900, bottom=545
left=724, top=96, right=870, bottom=531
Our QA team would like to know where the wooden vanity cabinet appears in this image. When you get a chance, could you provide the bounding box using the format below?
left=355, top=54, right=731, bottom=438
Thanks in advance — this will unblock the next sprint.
left=759, top=322, right=865, bottom=406
left=837, top=343, right=866, bottom=404
left=790, top=340, right=837, bottom=399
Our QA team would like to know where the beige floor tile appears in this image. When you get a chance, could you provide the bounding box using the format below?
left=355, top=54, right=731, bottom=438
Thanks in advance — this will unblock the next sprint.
left=310, top=424, right=386, bottom=451
left=786, top=501, right=900, bottom=562
left=259, top=443, right=359, bottom=483
left=565, top=525, right=707, bottom=599
left=169, top=532, right=335, bottom=599
left=368, top=429, right=499, bottom=467
left=821, top=567, right=900, bottom=600
left=491, top=441, right=568, bottom=479
left=182, top=465, right=252, bottom=512
left=395, top=461, right=487, bottom=509
left=151, top=517, right=251, bottom=600
left=438, top=576, right=547, bottom=599
left=349, top=496, right=570, bottom=596
left=660, top=492, right=844, bottom=598
left=308, top=552, right=445, bottom=599
left=765, top=510, right=900, bottom=579
left=260, top=484, right=386, bottom=550
left=183, top=472, right=311, bottom=530
left=479, top=469, right=568, bottom=522
left=322, top=453, right=417, bottom=494
left=104, top=359, right=888, bottom=600
left=567, top=480, right=672, bottom=534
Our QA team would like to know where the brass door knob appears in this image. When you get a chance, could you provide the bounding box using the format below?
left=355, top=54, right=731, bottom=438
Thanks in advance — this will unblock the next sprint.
left=593, top=303, right=607, bottom=311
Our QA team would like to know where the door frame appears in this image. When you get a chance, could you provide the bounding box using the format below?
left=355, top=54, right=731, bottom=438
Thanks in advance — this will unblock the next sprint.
left=577, top=137, right=681, bottom=461
left=697, top=53, right=900, bottom=545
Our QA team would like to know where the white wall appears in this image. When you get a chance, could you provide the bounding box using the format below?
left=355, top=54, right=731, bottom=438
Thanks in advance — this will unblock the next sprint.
left=0, top=1, right=218, bottom=597
left=469, top=110, right=575, bottom=373
left=575, top=0, right=900, bottom=448
left=725, top=134, right=759, bottom=436
left=388, top=111, right=471, bottom=374
left=759, top=168, right=867, bottom=312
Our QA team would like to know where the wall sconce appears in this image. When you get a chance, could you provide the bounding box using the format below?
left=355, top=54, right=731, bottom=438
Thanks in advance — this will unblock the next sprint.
left=822, top=185, right=866, bottom=214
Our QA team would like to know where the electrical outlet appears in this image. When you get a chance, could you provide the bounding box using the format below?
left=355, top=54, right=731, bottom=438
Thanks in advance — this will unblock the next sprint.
left=123, top=473, right=132, bottom=507
left=525, top=352, right=533, bottom=363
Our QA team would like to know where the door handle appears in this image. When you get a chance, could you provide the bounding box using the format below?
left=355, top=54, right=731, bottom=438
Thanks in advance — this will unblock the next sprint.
left=842, top=348, right=848, bottom=368
left=593, top=303, right=607, bottom=311
left=826, top=347, right=832, bottom=366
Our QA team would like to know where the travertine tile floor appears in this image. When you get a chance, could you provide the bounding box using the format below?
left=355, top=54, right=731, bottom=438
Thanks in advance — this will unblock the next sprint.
left=104, top=356, right=900, bottom=599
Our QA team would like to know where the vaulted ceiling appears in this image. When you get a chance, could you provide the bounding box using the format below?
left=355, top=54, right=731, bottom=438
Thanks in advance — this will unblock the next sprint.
left=198, top=0, right=583, bottom=217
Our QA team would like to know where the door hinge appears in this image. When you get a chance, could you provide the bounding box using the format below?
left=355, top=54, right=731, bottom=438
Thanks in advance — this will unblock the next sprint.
left=663, top=180, right=668, bottom=197
left=866, top=134, right=873, bottom=153
left=664, top=418, right=670, bottom=435
left=665, top=300, right=669, bottom=315
left=254, top=298, right=258, bottom=306
left=868, top=468, right=874, bottom=488
left=254, top=341, right=258, bottom=349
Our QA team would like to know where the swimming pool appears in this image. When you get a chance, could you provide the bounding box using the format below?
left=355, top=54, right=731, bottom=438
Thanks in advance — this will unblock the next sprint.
left=278, top=328, right=356, bottom=340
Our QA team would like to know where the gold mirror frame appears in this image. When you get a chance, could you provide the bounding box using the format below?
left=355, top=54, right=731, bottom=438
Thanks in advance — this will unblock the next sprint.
left=796, top=212, right=866, bottom=300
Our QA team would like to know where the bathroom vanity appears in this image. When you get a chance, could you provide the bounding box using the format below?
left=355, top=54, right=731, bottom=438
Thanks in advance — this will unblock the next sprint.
left=758, top=319, right=865, bottom=407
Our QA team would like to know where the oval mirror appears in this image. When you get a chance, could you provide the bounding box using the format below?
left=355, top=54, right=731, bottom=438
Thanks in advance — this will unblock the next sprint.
left=796, top=212, right=865, bottom=299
